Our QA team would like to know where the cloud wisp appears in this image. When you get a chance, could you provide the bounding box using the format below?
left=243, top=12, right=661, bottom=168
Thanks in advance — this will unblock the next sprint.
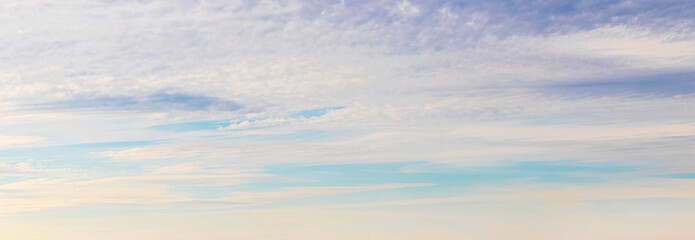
left=30, top=91, right=241, bottom=112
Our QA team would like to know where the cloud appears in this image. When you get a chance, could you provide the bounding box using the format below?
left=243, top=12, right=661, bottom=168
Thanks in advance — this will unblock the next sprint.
left=0, top=1, right=694, bottom=238
left=223, top=183, right=431, bottom=204
left=0, top=168, right=427, bottom=215
left=32, top=91, right=241, bottom=112
left=394, top=0, right=420, bottom=17
left=544, top=71, right=695, bottom=97
left=222, top=107, right=344, bottom=130
left=0, top=161, right=266, bottom=214
left=0, top=136, right=42, bottom=148
left=2, top=0, right=693, bottom=106
left=454, top=123, right=695, bottom=142
left=97, top=147, right=198, bottom=160
left=0, top=162, right=69, bottom=178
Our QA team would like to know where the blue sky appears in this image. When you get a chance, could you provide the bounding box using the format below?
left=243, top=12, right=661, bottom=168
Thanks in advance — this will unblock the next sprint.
left=1, top=0, right=695, bottom=239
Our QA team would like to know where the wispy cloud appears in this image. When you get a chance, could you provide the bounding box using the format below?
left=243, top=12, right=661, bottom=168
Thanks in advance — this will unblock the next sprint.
left=0, top=136, right=42, bottom=148
left=1, top=0, right=694, bottom=238
left=31, top=91, right=241, bottom=112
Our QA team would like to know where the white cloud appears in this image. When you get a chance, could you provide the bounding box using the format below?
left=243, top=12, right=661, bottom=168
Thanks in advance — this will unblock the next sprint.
left=0, top=162, right=70, bottom=177
left=395, top=0, right=420, bottom=17
left=0, top=171, right=426, bottom=215
left=98, top=147, right=198, bottom=160
left=455, top=123, right=695, bottom=142
left=224, top=183, right=430, bottom=204
left=223, top=118, right=290, bottom=130
left=0, top=136, right=42, bottom=148
left=548, top=26, right=695, bottom=66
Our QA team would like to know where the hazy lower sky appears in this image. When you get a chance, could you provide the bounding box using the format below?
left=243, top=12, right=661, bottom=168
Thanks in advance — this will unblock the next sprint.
left=1, top=0, right=695, bottom=239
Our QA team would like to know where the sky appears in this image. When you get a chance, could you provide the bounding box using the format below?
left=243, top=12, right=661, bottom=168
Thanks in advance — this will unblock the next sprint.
left=1, top=0, right=695, bottom=239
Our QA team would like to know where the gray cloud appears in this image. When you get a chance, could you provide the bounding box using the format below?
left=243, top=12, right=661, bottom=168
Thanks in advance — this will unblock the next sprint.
left=541, top=71, right=695, bottom=98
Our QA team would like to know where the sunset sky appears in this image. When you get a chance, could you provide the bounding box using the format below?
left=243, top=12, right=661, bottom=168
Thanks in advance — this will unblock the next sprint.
left=1, top=0, right=695, bottom=239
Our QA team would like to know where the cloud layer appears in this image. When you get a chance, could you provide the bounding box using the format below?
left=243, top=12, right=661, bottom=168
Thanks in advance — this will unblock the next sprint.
left=1, top=0, right=695, bottom=239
